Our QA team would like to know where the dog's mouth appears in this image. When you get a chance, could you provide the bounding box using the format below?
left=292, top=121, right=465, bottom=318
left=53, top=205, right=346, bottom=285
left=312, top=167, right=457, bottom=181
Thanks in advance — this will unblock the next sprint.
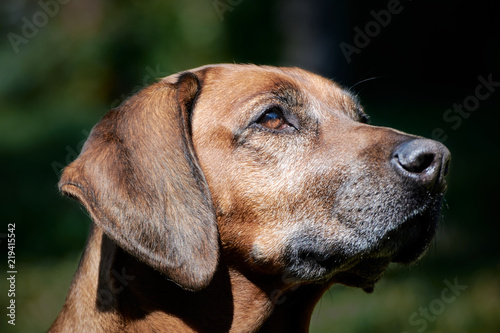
left=284, top=195, right=443, bottom=288
left=373, top=194, right=442, bottom=264
left=387, top=200, right=441, bottom=263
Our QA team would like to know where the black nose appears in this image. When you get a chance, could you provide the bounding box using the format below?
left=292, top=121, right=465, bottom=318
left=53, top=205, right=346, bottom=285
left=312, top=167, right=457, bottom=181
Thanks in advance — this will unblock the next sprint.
left=392, top=139, right=451, bottom=193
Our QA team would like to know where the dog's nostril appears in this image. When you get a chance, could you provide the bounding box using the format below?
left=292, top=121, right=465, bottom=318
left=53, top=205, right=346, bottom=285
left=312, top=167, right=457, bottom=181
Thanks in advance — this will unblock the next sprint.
left=396, top=152, right=435, bottom=174
left=392, top=139, right=451, bottom=193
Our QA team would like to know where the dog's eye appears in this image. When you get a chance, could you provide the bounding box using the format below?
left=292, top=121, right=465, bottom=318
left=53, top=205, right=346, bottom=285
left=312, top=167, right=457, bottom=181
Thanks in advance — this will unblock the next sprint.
left=256, top=108, right=289, bottom=131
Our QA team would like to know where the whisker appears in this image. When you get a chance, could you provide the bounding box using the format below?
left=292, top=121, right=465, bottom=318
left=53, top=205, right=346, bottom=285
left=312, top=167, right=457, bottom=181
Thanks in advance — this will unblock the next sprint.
left=348, top=76, right=384, bottom=94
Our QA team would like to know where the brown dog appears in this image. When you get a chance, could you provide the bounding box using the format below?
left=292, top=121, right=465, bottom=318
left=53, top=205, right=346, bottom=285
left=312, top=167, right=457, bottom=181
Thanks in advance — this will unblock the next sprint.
left=50, top=64, right=450, bottom=332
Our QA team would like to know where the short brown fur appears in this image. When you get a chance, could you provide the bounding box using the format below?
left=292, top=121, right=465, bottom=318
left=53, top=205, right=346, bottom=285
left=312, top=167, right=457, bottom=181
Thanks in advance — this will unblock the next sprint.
left=51, top=64, right=450, bottom=332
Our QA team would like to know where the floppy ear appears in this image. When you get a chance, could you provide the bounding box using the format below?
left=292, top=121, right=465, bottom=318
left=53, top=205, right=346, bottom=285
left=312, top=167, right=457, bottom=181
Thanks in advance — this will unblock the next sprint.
left=59, top=72, right=219, bottom=291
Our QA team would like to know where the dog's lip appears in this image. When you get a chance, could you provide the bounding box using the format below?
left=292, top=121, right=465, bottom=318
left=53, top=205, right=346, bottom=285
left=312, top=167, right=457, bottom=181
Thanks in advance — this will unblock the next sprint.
left=337, top=196, right=440, bottom=265
left=389, top=211, right=438, bottom=263
left=378, top=196, right=441, bottom=264
left=331, top=257, right=393, bottom=292
left=282, top=193, right=443, bottom=287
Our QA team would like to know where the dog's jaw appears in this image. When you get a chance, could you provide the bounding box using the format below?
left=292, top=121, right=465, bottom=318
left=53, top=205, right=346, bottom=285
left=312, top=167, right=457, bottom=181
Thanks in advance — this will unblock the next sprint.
left=278, top=190, right=444, bottom=292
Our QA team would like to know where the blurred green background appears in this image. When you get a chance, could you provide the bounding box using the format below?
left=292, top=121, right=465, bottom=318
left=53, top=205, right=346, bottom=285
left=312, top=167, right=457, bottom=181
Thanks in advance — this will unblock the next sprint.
left=1, top=0, right=498, bottom=332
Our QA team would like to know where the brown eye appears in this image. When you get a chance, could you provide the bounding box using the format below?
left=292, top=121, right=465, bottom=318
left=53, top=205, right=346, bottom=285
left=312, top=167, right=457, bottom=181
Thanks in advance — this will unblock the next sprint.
left=257, top=108, right=288, bottom=130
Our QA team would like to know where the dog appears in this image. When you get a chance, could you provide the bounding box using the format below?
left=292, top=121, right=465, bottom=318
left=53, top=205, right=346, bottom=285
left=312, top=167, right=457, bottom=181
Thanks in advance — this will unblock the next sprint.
left=50, top=64, right=451, bottom=332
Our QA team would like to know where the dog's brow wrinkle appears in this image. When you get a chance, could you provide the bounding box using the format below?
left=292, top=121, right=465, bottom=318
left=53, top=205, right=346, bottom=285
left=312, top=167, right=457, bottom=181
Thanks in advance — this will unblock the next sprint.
left=275, top=90, right=300, bottom=106
left=269, top=80, right=303, bottom=107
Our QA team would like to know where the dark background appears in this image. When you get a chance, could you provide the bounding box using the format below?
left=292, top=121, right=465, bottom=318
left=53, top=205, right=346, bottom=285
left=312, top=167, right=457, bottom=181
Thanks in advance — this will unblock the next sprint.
left=1, top=0, right=498, bottom=332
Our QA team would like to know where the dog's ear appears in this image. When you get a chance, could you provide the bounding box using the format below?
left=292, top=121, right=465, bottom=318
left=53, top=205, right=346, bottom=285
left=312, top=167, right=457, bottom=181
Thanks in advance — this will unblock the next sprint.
left=59, top=72, right=219, bottom=291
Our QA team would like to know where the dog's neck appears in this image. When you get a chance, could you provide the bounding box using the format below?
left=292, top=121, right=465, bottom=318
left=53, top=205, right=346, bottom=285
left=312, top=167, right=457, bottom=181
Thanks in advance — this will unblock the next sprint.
left=50, top=225, right=326, bottom=332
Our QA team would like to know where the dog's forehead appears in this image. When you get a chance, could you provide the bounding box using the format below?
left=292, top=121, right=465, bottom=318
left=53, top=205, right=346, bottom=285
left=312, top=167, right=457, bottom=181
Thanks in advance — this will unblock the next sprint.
left=187, top=64, right=363, bottom=123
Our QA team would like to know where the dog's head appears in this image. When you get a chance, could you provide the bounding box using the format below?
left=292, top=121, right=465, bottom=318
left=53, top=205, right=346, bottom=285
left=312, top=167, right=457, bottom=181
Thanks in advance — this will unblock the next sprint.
left=60, top=64, right=450, bottom=292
